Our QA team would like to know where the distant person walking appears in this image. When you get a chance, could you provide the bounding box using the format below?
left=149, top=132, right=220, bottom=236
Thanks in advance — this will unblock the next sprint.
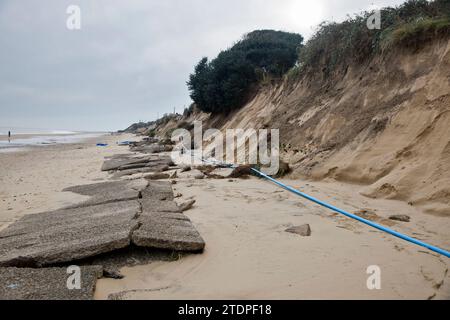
left=8, top=130, right=11, bottom=143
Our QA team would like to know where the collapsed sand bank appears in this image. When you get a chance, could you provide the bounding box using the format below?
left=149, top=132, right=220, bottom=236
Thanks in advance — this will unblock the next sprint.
left=150, top=39, right=450, bottom=217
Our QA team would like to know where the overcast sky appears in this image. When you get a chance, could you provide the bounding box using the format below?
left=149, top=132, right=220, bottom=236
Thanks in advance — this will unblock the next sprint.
left=0, top=0, right=406, bottom=132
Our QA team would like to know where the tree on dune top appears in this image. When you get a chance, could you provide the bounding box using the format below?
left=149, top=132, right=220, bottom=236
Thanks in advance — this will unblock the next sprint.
left=187, top=30, right=303, bottom=114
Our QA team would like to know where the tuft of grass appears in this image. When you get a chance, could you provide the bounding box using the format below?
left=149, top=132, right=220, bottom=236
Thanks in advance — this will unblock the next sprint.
left=295, top=0, right=450, bottom=77
left=381, top=17, right=450, bottom=50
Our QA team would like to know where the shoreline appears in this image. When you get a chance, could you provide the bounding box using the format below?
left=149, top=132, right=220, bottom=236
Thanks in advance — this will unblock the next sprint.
left=0, top=132, right=110, bottom=154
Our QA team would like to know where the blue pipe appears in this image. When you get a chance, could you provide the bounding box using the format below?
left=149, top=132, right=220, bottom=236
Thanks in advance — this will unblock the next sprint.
left=251, top=168, right=450, bottom=258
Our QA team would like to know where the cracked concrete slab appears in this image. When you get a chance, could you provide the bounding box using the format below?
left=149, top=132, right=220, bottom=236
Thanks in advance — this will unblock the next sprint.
left=139, top=181, right=181, bottom=212
left=133, top=181, right=205, bottom=252
left=0, top=178, right=205, bottom=270
left=101, top=154, right=173, bottom=171
left=132, top=212, right=205, bottom=252
left=63, top=179, right=148, bottom=208
left=101, top=156, right=154, bottom=171
left=0, top=266, right=103, bottom=300
left=0, top=201, right=141, bottom=267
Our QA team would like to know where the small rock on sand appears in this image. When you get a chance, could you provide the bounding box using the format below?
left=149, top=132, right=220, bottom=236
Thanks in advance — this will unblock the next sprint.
left=389, top=215, right=410, bottom=222
left=178, top=200, right=196, bottom=212
left=285, top=224, right=312, bottom=237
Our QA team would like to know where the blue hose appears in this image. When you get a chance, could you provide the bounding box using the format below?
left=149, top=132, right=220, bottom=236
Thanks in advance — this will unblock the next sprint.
left=251, top=168, right=450, bottom=258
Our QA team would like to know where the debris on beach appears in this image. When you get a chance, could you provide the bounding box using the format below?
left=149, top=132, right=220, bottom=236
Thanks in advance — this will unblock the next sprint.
left=285, top=224, right=312, bottom=237
left=0, top=266, right=103, bottom=300
left=0, top=172, right=205, bottom=299
left=389, top=215, right=411, bottom=223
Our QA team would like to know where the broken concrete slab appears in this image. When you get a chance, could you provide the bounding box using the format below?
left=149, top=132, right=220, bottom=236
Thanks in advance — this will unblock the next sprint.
left=101, top=156, right=154, bottom=171
left=130, top=145, right=172, bottom=154
left=133, top=181, right=205, bottom=251
left=141, top=196, right=181, bottom=212
left=132, top=212, right=205, bottom=252
left=0, top=266, right=103, bottom=300
left=0, top=201, right=141, bottom=267
left=230, top=165, right=253, bottom=178
left=0, top=176, right=205, bottom=271
left=111, top=167, right=159, bottom=179
left=142, top=181, right=175, bottom=201
left=63, top=179, right=148, bottom=208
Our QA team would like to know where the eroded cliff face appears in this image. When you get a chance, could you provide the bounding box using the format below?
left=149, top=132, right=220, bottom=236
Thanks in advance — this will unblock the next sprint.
left=156, top=39, right=450, bottom=216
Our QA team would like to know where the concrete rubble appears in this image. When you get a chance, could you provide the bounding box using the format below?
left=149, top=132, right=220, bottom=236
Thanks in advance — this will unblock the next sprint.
left=0, top=152, right=205, bottom=299
left=0, top=266, right=103, bottom=300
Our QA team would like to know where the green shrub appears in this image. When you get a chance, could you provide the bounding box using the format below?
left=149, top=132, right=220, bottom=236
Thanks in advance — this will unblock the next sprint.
left=297, top=0, right=450, bottom=76
left=187, top=30, right=303, bottom=114
left=381, top=17, right=450, bottom=49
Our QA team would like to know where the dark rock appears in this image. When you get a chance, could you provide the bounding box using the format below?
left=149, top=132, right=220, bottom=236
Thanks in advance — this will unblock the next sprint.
left=102, top=267, right=124, bottom=279
left=389, top=215, right=411, bottom=222
left=0, top=266, right=103, bottom=300
left=285, top=224, right=312, bottom=237
left=275, top=161, right=291, bottom=178
left=230, top=165, right=253, bottom=178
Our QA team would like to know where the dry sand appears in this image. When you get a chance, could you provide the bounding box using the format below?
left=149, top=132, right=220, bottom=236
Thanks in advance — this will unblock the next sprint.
left=1, top=136, right=449, bottom=299
left=0, top=133, right=136, bottom=231
left=95, top=177, right=450, bottom=300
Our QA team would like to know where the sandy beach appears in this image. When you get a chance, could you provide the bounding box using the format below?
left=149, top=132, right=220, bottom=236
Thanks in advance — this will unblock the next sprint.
left=94, top=177, right=450, bottom=300
left=0, top=133, right=135, bottom=231
left=1, top=135, right=448, bottom=300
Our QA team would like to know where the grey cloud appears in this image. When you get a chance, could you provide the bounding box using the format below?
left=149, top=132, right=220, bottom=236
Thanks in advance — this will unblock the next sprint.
left=0, top=0, right=405, bottom=131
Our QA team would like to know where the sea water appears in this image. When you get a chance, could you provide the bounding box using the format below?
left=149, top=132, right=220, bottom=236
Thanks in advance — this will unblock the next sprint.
left=0, top=127, right=107, bottom=152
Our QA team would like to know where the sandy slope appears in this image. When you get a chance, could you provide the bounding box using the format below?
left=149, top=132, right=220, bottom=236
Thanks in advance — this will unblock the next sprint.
left=152, top=39, right=450, bottom=217
left=95, top=177, right=450, bottom=300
